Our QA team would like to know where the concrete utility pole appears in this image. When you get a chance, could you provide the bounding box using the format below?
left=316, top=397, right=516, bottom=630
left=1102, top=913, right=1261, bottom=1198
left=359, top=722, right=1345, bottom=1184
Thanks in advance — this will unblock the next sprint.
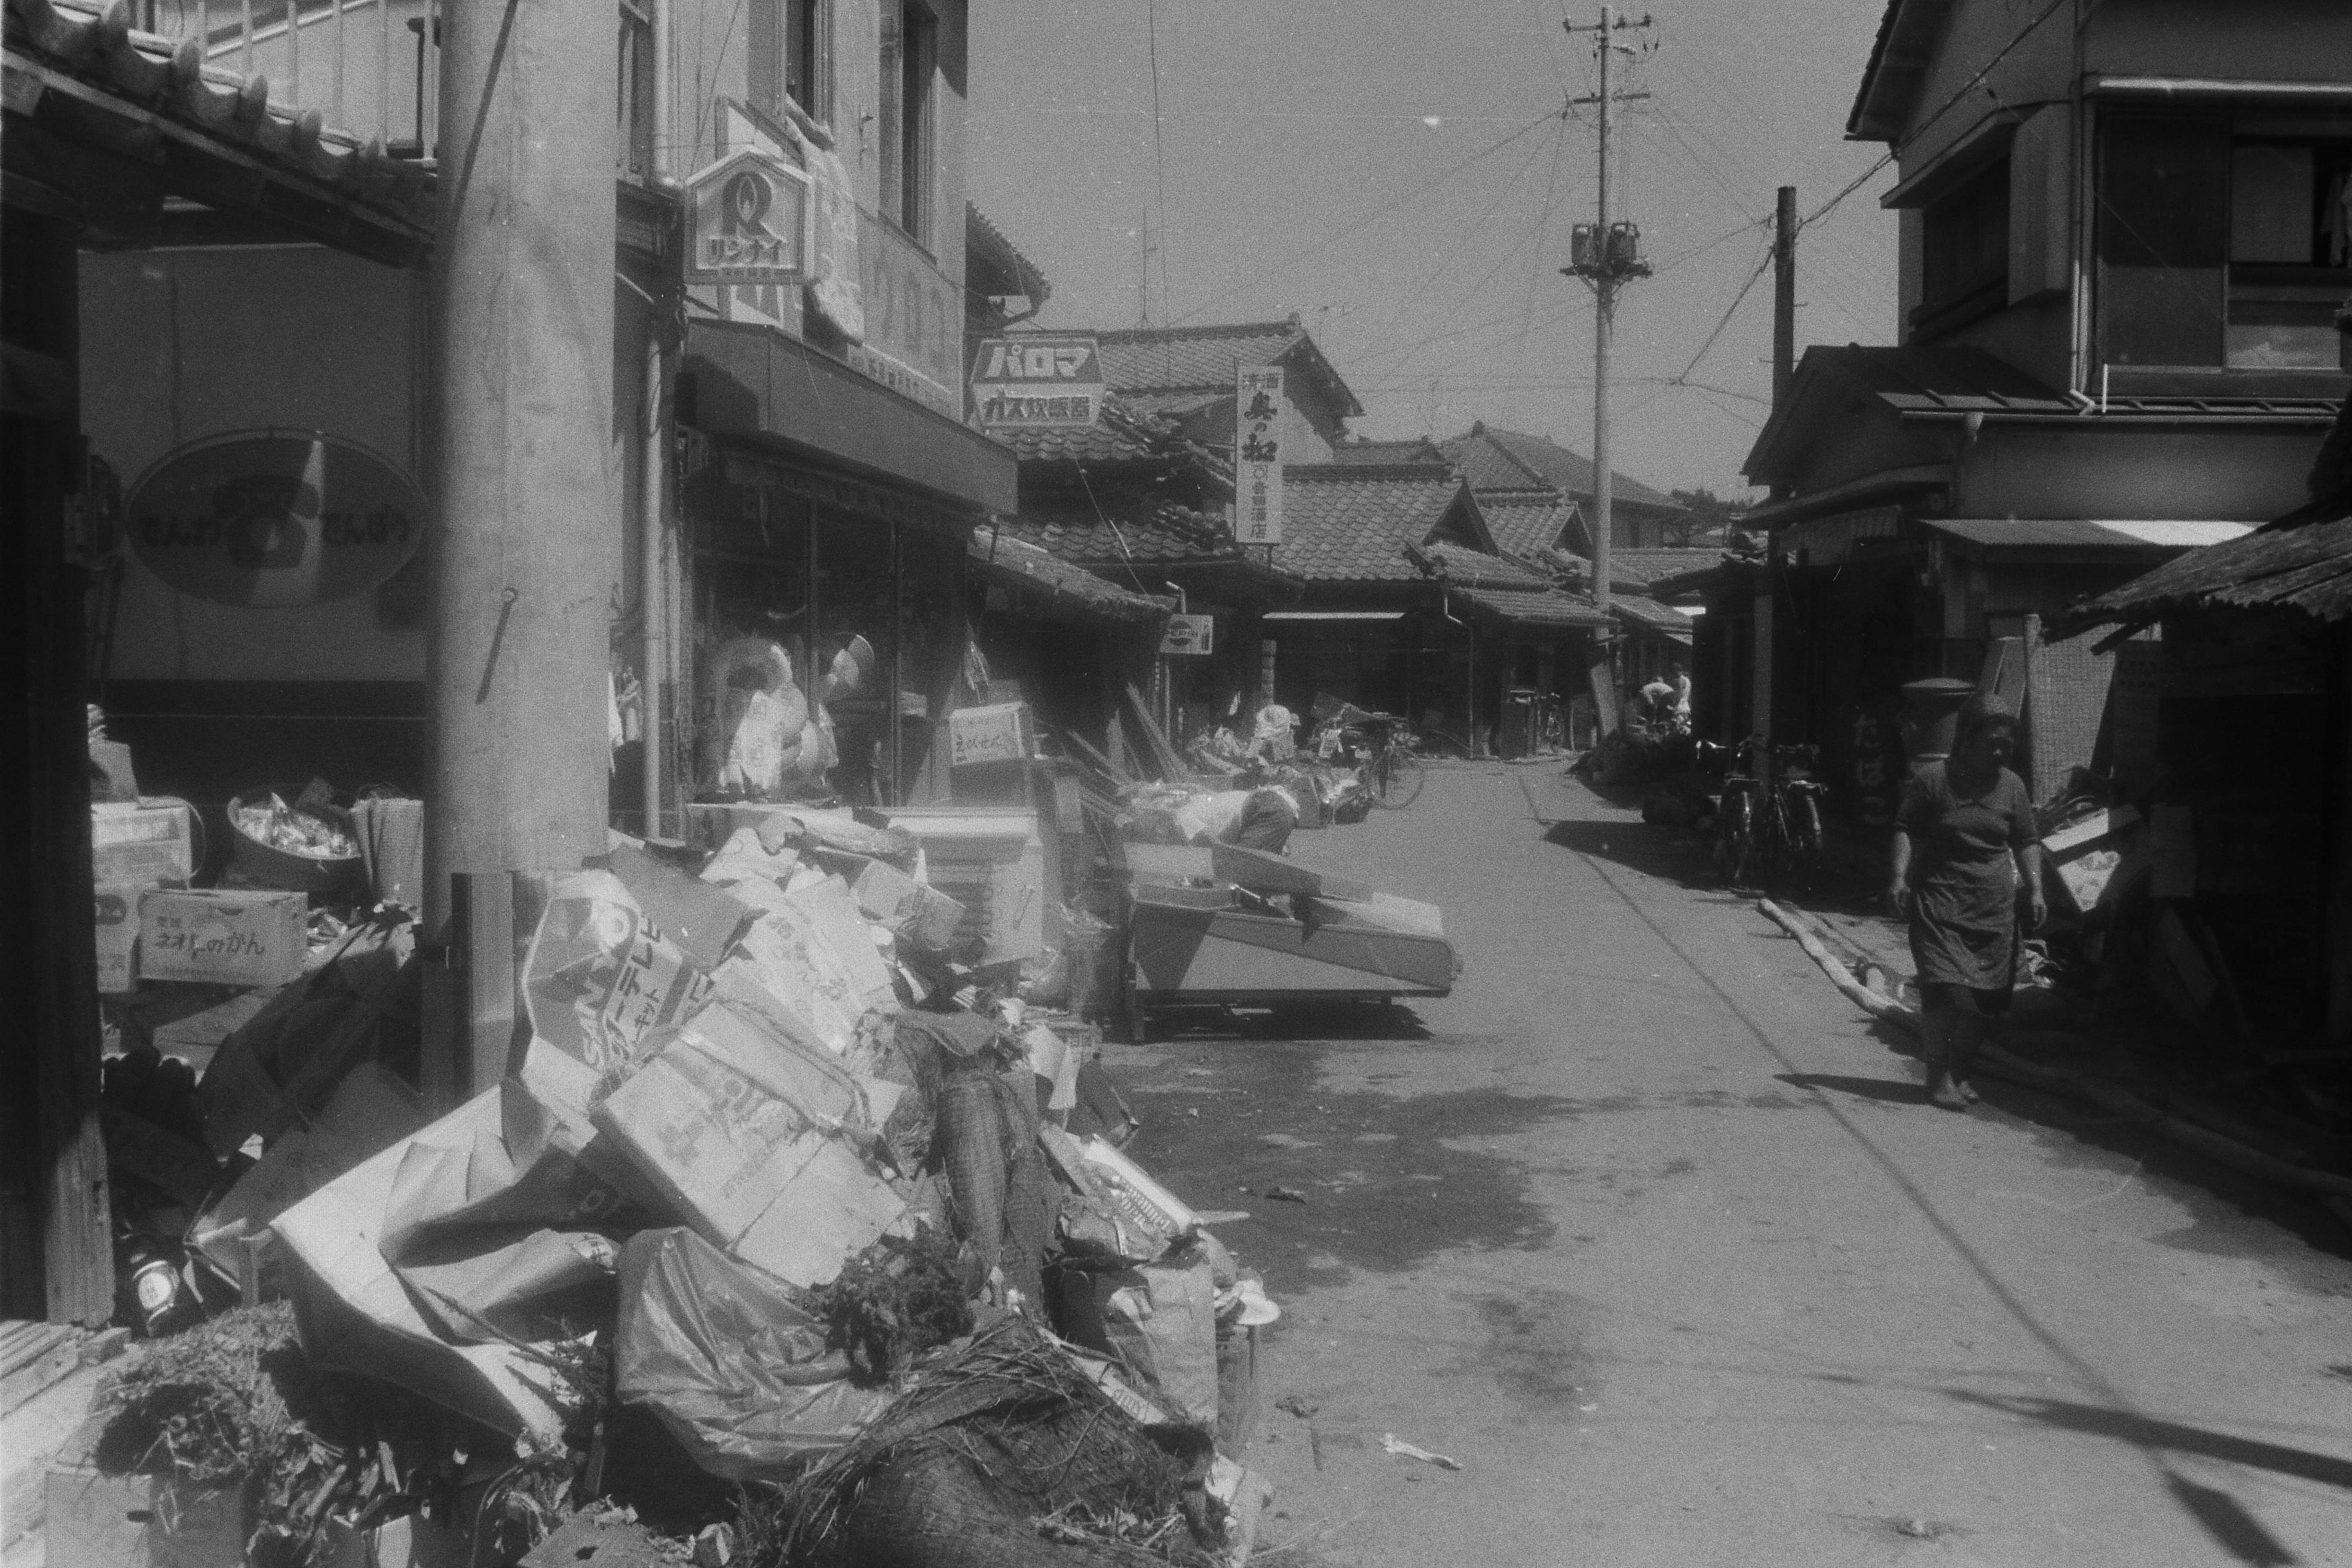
left=424, top=0, right=620, bottom=996
left=1563, top=6, right=1652, bottom=620
left=1773, top=185, right=1797, bottom=408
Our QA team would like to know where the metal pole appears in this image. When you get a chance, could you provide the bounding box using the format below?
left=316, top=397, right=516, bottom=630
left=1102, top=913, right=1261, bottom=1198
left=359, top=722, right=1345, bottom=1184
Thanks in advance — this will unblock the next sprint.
left=638, top=0, right=673, bottom=838
left=1591, top=3, right=1613, bottom=619
left=423, top=0, right=619, bottom=950
left=1773, top=184, right=1796, bottom=410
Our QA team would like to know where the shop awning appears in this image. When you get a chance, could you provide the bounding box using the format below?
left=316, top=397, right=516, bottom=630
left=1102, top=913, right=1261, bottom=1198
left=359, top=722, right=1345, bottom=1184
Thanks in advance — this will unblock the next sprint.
left=969, top=530, right=1173, bottom=622
left=1923, top=518, right=2254, bottom=557
left=1261, top=610, right=1408, bottom=623
left=684, top=320, right=1017, bottom=515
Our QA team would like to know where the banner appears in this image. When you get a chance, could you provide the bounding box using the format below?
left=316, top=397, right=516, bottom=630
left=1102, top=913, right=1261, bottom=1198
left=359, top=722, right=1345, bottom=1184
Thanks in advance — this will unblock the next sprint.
left=1236, top=365, right=1283, bottom=544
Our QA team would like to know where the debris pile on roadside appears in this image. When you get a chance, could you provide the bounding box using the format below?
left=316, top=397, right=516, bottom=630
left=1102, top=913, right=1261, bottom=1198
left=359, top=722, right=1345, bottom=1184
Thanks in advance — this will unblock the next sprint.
left=65, top=797, right=1281, bottom=1568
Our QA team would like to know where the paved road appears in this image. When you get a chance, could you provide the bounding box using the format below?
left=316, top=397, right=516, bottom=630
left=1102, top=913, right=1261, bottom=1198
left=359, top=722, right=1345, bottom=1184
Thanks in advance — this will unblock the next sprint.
left=1104, top=763, right=2352, bottom=1568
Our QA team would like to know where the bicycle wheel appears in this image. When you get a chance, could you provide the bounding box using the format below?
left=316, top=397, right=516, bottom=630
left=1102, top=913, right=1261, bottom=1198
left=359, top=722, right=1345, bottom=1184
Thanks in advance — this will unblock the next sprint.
left=1714, top=786, right=1755, bottom=885
left=1790, top=793, right=1826, bottom=889
left=1370, top=748, right=1425, bottom=808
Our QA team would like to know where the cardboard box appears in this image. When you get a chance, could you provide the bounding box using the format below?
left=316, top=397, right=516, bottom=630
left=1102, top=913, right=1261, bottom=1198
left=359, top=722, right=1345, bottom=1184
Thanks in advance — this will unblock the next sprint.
left=590, top=1002, right=906, bottom=1288
left=92, top=802, right=195, bottom=885
left=849, top=855, right=966, bottom=953
left=138, top=889, right=307, bottom=987
left=45, top=1414, right=247, bottom=1568
left=948, top=701, right=1035, bottom=768
left=94, top=884, right=140, bottom=994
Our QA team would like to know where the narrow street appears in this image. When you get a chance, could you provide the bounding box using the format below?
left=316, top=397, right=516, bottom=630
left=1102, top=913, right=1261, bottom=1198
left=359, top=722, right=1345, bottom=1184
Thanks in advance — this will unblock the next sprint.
left=1110, top=765, right=2352, bottom=1568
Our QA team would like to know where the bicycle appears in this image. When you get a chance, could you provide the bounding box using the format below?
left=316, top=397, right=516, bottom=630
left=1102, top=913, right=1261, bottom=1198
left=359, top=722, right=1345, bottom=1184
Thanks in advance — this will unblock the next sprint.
left=1713, top=739, right=1827, bottom=889
left=1310, top=708, right=1428, bottom=809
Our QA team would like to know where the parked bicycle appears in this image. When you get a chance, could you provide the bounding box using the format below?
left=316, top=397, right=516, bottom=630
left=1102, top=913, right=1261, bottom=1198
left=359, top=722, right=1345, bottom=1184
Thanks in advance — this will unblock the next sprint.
left=1712, top=738, right=1827, bottom=889
left=1310, top=707, right=1427, bottom=809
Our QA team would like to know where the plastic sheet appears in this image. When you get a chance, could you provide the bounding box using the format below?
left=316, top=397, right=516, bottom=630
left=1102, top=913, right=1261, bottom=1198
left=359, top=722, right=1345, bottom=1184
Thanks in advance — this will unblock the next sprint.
left=615, top=1227, right=891, bottom=1480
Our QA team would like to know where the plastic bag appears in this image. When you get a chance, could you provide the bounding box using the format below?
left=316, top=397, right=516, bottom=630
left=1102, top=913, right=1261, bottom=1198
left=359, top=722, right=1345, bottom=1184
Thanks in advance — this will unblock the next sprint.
left=616, top=1227, right=893, bottom=1479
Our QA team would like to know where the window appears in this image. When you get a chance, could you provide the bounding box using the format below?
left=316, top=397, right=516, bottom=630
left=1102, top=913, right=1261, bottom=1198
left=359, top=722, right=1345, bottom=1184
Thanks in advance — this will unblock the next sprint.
left=1913, top=158, right=2010, bottom=339
left=2098, top=116, right=2352, bottom=372
left=748, top=0, right=829, bottom=124
left=878, top=0, right=936, bottom=245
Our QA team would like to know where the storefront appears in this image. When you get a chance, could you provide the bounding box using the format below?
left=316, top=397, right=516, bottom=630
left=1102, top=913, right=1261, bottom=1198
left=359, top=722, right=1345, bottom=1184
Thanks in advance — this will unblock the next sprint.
left=674, top=318, right=1018, bottom=814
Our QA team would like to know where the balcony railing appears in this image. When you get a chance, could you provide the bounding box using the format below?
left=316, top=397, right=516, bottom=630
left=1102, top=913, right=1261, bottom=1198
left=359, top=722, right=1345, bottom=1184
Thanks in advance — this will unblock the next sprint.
left=130, top=0, right=654, bottom=176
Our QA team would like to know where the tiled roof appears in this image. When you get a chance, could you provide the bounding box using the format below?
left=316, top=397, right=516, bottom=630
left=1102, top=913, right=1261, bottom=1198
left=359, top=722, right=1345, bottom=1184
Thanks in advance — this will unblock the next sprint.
left=1091, top=318, right=1365, bottom=417
left=989, top=396, right=1230, bottom=473
left=1479, top=491, right=1577, bottom=559
left=966, top=204, right=1051, bottom=308
left=1539, top=546, right=1651, bottom=595
left=8, top=0, right=434, bottom=262
left=1438, top=425, right=1681, bottom=510
left=1610, top=547, right=1724, bottom=586
left=1455, top=587, right=1611, bottom=629
left=998, top=491, right=1244, bottom=568
left=1611, top=595, right=1694, bottom=630
left=1271, top=463, right=1474, bottom=583
left=1117, top=389, right=1231, bottom=421
left=1330, top=438, right=1449, bottom=465
left=1414, top=540, right=1552, bottom=590
left=969, top=530, right=1170, bottom=621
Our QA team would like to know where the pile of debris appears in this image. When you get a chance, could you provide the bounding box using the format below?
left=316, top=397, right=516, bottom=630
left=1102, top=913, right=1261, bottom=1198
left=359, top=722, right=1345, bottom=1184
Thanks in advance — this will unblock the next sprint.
left=70, top=803, right=1278, bottom=1568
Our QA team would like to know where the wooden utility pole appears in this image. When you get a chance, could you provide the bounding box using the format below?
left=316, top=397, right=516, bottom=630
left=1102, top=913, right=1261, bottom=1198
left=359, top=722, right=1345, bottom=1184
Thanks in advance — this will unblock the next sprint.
left=423, top=0, right=621, bottom=1089
left=1563, top=6, right=1652, bottom=617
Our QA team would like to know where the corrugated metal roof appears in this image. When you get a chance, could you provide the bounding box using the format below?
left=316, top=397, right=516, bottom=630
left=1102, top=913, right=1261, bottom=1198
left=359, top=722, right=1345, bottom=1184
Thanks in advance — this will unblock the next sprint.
left=1924, top=518, right=2254, bottom=552
left=2052, top=512, right=2352, bottom=635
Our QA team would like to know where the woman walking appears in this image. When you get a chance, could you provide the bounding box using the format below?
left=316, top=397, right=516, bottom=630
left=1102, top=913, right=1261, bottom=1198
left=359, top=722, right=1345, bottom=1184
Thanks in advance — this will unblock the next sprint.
left=1887, top=695, right=2045, bottom=1110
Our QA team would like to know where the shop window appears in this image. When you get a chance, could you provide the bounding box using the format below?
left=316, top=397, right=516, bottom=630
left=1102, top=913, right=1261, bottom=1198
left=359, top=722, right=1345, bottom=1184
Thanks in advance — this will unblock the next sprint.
left=1914, top=158, right=2010, bottom=340
left=878, top=0, right=936, bottom=245
left=2099, top=117, right=2352, bottom=371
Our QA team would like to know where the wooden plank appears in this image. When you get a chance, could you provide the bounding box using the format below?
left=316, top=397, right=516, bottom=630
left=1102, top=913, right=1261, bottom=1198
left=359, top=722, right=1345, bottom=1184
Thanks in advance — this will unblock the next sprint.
left=1056, top=726, right=1133, bottom=789
left=0, top=1324, right=80, bottom=1415
left=1123, top=680, right=1188, bottom=780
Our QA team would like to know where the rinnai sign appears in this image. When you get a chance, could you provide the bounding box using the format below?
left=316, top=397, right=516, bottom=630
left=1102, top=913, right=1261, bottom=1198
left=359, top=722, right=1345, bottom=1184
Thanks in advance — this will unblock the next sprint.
left=1235, top=365, right=1283, bottom=545
left=970, top=334, right=1105, bottom=428
left=685, top=147, right=812, bottom=285
left=125, top=432, right=424, bottom=608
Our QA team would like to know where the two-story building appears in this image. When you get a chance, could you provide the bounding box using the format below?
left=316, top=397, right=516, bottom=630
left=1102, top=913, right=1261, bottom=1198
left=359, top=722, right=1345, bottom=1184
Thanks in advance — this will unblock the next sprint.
left=80, top=0, right=1015, bottom=831
left=1744, top=0, right=2351, bottom=812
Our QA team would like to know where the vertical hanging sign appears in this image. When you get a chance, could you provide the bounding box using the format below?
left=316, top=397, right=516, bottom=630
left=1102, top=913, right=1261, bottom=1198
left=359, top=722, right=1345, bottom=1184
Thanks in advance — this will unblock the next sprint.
left=1235, top=365, right=1283, bottom=545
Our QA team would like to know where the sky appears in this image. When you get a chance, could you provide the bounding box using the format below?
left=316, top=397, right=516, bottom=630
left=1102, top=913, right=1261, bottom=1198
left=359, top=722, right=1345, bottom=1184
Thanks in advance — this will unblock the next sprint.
left=967, top=0, right=1904, bottom=499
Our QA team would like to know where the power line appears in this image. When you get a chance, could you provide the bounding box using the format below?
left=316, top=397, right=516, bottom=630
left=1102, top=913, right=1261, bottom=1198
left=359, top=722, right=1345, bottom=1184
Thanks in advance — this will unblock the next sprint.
left=1145, top=0, right=1172, bottom=323
left=1168, top=108, right=1563, bottom=326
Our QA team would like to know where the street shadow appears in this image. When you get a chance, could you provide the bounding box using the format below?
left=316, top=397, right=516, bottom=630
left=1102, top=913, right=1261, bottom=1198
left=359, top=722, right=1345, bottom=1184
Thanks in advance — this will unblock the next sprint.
left=1944, top=1390, right=2345, bottom=1566
left=1541, top=819, right=1734, bottom=896
left=1946, top=1389, right=2352, bottom=1491
left=1145, top=999, right=1435, bottom=1043
left=1776, top=1071, right=1929, bottom=1107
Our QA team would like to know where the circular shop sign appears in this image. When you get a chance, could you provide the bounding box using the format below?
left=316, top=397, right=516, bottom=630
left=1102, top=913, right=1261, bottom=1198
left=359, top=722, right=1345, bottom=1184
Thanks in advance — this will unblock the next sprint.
left=125, top=430, right=424, bottom=608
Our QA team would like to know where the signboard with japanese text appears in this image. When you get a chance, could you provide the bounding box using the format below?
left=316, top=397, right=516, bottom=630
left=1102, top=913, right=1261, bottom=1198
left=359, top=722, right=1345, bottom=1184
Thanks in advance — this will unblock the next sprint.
left=1235, top=365, right=1284, bottom=544
left=969, top=334, right=1105, bottom=429
left=124, top=431, right=423, bottom=607
left=858, top=209, right=962, bottom=416
left=1160, top=614, right=1215, bottom=656
left=685, top=147, right=813, bottom=285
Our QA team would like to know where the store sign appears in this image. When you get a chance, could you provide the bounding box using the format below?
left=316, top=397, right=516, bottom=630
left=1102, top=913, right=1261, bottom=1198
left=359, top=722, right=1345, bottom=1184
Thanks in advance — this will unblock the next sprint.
left=125, top=432, right=423, bottom=608
left=1235, top=365, right=1283, bottom=544
left=1160, top=614, right=1215, bottom=656
left=685, top=147, right=812, bottom=285
left=859, top=209, right=961, bottom=413
left=969, top=334, right=1105, bottom=429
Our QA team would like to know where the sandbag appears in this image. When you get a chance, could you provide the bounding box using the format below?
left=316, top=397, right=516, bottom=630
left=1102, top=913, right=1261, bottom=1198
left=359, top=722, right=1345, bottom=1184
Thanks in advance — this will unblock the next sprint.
left=615, top=1227, right=892, bottom=1480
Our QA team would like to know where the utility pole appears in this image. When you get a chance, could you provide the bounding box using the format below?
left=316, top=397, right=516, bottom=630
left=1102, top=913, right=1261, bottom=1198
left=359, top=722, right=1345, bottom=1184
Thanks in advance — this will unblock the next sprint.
left=1773, top=185, right=1797, bottom=409
left=424, top=0, right=620, bottom=1092
left=1563, top=4, right=1652, bottom=710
